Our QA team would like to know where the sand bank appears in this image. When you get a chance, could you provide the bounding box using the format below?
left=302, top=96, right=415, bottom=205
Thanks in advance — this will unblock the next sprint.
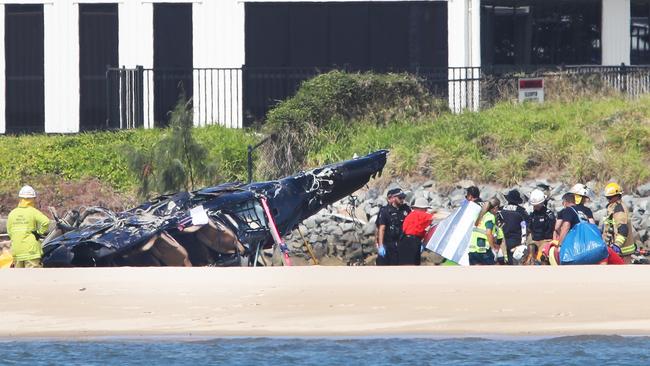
left=0, top=266, right=648, bottom=338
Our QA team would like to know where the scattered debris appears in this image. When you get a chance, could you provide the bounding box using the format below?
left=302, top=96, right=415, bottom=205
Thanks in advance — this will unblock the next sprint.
left=41, top=150, right=387, bottom=267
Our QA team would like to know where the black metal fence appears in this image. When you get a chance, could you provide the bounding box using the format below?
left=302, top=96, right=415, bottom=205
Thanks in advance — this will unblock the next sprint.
left=105, top=64, right=650, bottom=129
left=241, top=64, right=650, bottom=121
left=106, top=67, right=242, bottom=129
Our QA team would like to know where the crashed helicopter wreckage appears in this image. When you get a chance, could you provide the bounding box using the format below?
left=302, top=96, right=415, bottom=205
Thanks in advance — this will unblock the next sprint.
left=41, top=150, right=388, bottom=267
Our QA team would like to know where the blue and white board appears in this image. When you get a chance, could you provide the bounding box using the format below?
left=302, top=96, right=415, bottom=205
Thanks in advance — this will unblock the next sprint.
left=425, top=200, right=482, bottom=266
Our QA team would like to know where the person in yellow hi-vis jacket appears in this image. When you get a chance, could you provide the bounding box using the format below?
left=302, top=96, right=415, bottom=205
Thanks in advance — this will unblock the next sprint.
left=7, top=185, right=49, bottom=268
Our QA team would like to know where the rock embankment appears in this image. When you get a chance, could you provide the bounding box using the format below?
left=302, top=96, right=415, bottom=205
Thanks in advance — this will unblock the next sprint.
left=2, top=180, right=649, bottom=265
left=284, top=180, right=650, bottom=264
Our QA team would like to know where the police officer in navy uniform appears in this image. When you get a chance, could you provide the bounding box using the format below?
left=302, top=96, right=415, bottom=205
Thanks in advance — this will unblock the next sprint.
left=499, top=189, right=529, bottom=265
left=376, top=188, right=411, bottom=265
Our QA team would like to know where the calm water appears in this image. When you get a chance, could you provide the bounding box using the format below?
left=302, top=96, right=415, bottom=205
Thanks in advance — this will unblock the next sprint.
left=2, top=336, right=650, bottom=365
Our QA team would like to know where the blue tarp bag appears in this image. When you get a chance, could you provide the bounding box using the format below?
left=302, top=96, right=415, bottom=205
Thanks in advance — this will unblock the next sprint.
left=560, top=208, right=608, bottom=265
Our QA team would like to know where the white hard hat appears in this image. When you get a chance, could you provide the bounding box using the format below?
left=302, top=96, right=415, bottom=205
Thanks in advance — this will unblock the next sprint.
left=412, top=197, right=431, bottom=209
left=569, top=183, right=588, bottom=197
left=18, top=185, right=36, bottom=198
left=529, top=189, right=547, bottom=206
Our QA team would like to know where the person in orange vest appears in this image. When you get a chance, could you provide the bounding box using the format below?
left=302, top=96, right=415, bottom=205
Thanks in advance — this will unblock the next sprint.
left=7, top=186, right=50, bottom=268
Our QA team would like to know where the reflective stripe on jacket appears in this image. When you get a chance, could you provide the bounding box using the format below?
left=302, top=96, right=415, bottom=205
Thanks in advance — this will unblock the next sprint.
left=470, top=212, right=496, bottom=254
left=604, top=201, right=635, bottom=256
left=7, top=204, right=50, bottom=261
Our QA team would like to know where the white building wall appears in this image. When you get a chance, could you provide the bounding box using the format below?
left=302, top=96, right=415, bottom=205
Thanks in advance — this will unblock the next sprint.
left=193, top=1, right=245, bottom=128
left=447, top=0, right=481, bottom=112
left=119, top=1, right=155, bottom=128
left=0, top=0, right=643, bottom=133
left=44, top=1, right=79, bottom=133
left=602, top=0, right=631, bottom=66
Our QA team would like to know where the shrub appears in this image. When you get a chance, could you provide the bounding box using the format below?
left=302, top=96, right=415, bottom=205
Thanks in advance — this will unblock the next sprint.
left=124, top=97, right=220, bottom=197
left=257, top=70, right=448, bottom=178
left=0, top=118, right=256, bottom=199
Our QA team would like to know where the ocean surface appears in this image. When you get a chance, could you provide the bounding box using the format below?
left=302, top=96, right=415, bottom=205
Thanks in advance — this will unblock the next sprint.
left=2, top=336, right=650, bottom=365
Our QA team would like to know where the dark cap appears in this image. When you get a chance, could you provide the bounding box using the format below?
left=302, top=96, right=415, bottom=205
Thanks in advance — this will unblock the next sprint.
left=387, top=188, right=406, bottom=198
left=505, top=189, right=524, bottom=204
left=562, top=192, right=576, bottom=203
left=466, top=186, right=480, bottom=199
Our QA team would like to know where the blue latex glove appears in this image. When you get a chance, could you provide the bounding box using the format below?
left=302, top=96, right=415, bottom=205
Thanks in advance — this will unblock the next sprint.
left=420, top=245, right=425, bottom=253
left=378, top=246, right=386, bottom=257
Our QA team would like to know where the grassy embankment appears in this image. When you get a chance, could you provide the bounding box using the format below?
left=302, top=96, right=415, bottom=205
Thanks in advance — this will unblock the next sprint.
left=0, top=71, right=649, bottom=214
left=262, top=71, right=650, bottom=189
left=308, top=97, right=650, bottom=188
left=0, top=126, right=255, bottom=214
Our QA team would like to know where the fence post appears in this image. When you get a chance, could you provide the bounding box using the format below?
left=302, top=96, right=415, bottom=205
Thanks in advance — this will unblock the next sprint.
left=135, top=65, right=144, bottom=128
left=119, top=66, right=127, bottom=130
left=620, top=63, right=628, bottom=95
left=105, top=64, right=111, bottom=129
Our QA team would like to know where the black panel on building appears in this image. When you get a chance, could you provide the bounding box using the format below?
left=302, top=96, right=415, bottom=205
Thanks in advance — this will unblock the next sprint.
left=481, top=0, right=602, bottom=66
left=244, top=1, right=448, bottom=123
left=632, top=0, right=650, bottom=64
left=79, top=4, right=119, bottom=131
left=5, top=4, right=44, bottom=134
left=245, top=1, right=447, bottom=69
left=153, top=3, right=193, bottom=126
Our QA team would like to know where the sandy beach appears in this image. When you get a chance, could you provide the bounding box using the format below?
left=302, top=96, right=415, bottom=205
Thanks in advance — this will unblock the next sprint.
left=0, top=266, right=648, bottom=338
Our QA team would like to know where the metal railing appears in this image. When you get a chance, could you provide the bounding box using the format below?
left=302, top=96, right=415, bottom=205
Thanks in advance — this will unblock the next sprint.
left=106, top=66, right=243, bottom=129
left=105, top=64, right=650, bottom=129
left=240, top=64, right=650, bottom=118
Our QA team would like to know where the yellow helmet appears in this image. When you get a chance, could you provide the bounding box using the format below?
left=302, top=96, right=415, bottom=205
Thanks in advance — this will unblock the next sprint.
left=604, top=182, right=623, bottom=197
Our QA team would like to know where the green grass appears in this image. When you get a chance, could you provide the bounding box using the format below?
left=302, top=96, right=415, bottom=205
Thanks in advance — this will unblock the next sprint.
left=1, top=89, right=649, bottom=198
left=307, top=97, right=650, bottom=189
left=0, top=125, right=257, bottom=194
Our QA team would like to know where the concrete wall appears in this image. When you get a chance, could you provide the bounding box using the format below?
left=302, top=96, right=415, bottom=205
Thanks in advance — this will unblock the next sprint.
left=602, top=0, right=631, bottom=66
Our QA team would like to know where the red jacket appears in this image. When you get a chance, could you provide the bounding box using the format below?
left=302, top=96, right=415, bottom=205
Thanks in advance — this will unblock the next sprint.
left=402, top=210, right=433, bottom=239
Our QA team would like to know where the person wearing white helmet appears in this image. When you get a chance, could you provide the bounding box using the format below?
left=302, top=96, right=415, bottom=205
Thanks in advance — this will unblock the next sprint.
left=6, top=185, right=50, bottom=268
left=569, top=183, right=595, bottom=224
left=553, top=183, right=595, bottom=243
left=526, top=189, right=555, bottom=265
left=555, top=191, right=595, bottom=246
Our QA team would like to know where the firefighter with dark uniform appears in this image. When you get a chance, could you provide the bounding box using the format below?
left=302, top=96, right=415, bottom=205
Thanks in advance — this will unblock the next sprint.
left=603, top=182, right=636, bottom=264
left=526, top=188, right=556, bottom=265
left=375, top=188, right=411, bottom=265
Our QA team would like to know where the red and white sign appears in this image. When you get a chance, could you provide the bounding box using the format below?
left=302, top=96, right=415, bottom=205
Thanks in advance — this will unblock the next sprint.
left=518, top=78, right=544, bottom=104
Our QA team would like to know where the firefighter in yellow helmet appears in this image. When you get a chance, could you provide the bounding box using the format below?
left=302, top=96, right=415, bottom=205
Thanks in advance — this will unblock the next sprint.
left=603, top=182, right=635, bottom=264
left=7, top=185, right=50, bottom=268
